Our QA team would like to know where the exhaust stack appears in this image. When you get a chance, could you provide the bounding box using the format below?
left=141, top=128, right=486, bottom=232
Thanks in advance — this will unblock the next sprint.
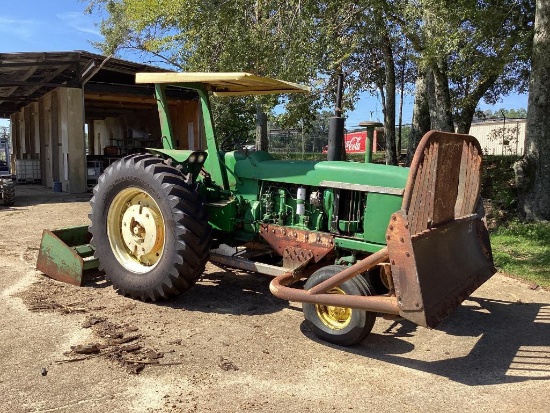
left=327, top=73, right=345, bottom=161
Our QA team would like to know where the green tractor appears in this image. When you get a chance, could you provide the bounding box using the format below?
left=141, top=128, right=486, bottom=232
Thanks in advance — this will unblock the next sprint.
left=50, top=72, right=496, bottom=346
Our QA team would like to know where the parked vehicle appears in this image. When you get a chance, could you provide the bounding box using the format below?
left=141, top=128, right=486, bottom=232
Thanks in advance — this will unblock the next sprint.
left=0, top=159, right=14, bottom=206
left=38, top=73, right=495, bottom=345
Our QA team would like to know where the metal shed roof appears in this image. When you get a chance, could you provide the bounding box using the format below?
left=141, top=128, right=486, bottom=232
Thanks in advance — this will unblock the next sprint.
left=0, top=51, right=170, bottom=118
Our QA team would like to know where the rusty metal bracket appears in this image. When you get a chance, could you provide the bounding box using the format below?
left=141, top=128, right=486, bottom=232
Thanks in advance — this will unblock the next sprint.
left=259, top=224, right=334, bottom=263
left=387, top=210, right=496, bottom=328
left=283, top=247, right=314, bottom=270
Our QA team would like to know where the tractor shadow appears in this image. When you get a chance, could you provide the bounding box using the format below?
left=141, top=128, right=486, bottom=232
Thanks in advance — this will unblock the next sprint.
left=158, top=268, right=291, bottom=316
left=81, top=263, right=550, bottom=386
left=300, top=296, right=550, bottom=386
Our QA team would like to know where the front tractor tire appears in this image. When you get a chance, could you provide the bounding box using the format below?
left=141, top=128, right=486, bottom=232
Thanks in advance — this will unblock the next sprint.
left=89, top=154, right=211, bottom=301
left=303, top=265, right=376, bottom=346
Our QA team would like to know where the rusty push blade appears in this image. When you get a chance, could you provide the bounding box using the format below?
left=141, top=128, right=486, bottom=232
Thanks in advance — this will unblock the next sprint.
left=36, top=226, right=99, bottom=286
left=387, top=131, right=496, bottom=328
left=270, top=131, right=496, bottom=330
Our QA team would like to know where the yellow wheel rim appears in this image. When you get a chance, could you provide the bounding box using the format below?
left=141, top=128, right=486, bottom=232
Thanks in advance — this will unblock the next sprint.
left=316, top=287, right=352, bottom=330
left=107, top=187, right=165, bottom=273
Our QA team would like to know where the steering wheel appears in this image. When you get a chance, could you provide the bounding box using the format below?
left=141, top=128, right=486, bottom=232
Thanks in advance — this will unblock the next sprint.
left=220, top=136, right=250, bottom=152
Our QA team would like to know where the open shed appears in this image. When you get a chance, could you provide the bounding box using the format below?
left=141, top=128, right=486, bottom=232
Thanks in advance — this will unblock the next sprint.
left=0, top=51, right=201, bottom=193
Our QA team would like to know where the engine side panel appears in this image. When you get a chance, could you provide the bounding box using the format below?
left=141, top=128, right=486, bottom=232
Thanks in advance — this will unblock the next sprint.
left=207, top=150, right=409, bottom=256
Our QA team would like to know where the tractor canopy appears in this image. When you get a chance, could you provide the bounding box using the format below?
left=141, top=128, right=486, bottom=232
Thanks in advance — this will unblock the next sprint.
left=135, top=72, right=311, bottom=190
left=135, top=72, right=310, bottom=96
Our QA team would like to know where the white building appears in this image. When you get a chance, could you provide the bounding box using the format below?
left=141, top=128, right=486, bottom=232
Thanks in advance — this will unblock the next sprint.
left=468, top=119, right=526, bottom=156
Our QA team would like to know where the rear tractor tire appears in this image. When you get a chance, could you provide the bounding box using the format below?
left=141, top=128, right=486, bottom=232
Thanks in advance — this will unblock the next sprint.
left=89, top=154, right=211, bottom=301
left=1, top=180, right=15, bottom=206
left=303, top=265, right=376, bottom=346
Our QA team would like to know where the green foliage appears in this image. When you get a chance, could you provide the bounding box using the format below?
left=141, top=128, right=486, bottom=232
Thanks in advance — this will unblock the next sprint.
left=270, top=151, right=386, bottom=163
left=480, top=108, right=528, bottom=119
left=210, top=97, right=257, bottom=144
left=384, top=0, right=534, bottom=132
left=481, top=155, right=520, bottom=221
left=491, top=220, right=550, bottom=289
left=271, top=152, right=327, bottom=161
left=447, top=0, right=534, bottom=102
left=85, top=0, right=535, bottom=156
left=270, top=110, right=331, bottom=154
left=85, top=0, right=328, bottom=137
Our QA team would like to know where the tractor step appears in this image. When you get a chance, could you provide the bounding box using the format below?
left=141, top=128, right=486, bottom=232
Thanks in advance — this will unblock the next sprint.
left=36, top=226, right=99, bottom=286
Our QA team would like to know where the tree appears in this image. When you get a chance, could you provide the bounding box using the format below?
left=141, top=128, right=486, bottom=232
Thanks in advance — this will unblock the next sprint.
left=406, top=67, right=431, bottom=164
left=475, top=108, right=528, bottom=121
left=85, top=0, right=535, bottom=165
left=85, top=0, right=323, bottom=148
left=387, top=0, right=533, bottom=136
left=448, top=0, right=534, bottom=133
left=514, top=0, right=550, bottom=221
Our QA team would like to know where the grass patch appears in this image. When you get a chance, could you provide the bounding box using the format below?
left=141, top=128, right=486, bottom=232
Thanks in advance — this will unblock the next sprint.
left=490, top=220, right=550, bottom=289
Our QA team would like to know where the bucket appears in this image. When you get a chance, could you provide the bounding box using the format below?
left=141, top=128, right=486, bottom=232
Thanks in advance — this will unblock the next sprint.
left=53, top=181, right=62, bottom=192
left=36, top=226, right=99, bottom=286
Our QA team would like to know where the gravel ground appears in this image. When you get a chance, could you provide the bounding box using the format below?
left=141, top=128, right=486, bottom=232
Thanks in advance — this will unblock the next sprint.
left=1, top=185, right=549, bottom=413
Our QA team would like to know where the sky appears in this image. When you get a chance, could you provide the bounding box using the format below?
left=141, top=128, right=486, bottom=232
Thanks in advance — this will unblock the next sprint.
left=0, top=0, right=529, bottom=129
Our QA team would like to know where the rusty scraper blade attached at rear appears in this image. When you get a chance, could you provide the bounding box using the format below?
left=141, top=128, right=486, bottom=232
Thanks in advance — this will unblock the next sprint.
left=386, top=131, right=496, bottom=328
left=270, top=131, right=496, bottom=330
left=36, top=226, right=99, bottom=286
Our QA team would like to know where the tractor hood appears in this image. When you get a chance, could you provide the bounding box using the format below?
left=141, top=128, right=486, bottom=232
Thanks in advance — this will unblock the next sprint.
left=230, top=151, right=409, bottom=194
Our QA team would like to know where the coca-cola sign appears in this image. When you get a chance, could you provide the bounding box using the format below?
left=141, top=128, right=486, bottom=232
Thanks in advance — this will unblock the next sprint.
left=322, top=131, right=376, bottom=154
left=344, top=132, right=366, bottom=153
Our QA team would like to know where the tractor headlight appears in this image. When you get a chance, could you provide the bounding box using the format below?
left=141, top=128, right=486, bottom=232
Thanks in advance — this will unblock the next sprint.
left=197, top=152, right=206, bottom=163
left=188, top=153, right=197, bottom=163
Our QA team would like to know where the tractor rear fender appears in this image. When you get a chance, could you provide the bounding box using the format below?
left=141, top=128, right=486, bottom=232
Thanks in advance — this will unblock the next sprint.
left=270, top=131, right=496, bottom=329
left=147, top=148, right=207, bottom=165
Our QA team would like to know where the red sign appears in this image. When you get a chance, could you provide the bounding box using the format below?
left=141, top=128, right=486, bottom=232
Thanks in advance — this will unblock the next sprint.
left=344, top=132, right=367, bottom=153
left=322, top=131, right=377, bottom=154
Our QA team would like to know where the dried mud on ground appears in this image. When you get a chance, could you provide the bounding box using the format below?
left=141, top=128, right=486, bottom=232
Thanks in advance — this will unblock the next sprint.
left=1, top=185, right=549, bottom=413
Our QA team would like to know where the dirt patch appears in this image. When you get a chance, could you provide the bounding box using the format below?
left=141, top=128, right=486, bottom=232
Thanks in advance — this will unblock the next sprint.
left=1, top=185, right=549, bottom=413
left=15, top=262, right=291, bottom=378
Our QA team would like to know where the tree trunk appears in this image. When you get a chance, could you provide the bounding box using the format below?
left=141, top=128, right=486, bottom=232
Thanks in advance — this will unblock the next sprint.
left=406, top=69, right=431, bottom=165
left=255, top=104, right=268, bottom=151
left=455, top=73, right=501, bottom=134
left=515, top=0, right=550, bottom=221
left=427, top=60, right=454, bottom=132
left=455, top=106, right=476, bottom=134
left=397, top=41, right=408, bottom=155
left=381, top=31, right=398, bottom=166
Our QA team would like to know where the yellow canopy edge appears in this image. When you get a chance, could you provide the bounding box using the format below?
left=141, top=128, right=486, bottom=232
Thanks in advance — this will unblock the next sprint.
left=135, top=72, right=310, bottom=96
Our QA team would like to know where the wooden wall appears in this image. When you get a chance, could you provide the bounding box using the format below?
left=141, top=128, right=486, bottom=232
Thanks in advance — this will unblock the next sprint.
left=88, top=99, right=203, bottom=155
left=168, top=100, right=203, bottom=150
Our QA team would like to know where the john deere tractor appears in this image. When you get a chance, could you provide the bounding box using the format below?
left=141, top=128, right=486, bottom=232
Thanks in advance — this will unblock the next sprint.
left=47, top=72, right=496, bottom=346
